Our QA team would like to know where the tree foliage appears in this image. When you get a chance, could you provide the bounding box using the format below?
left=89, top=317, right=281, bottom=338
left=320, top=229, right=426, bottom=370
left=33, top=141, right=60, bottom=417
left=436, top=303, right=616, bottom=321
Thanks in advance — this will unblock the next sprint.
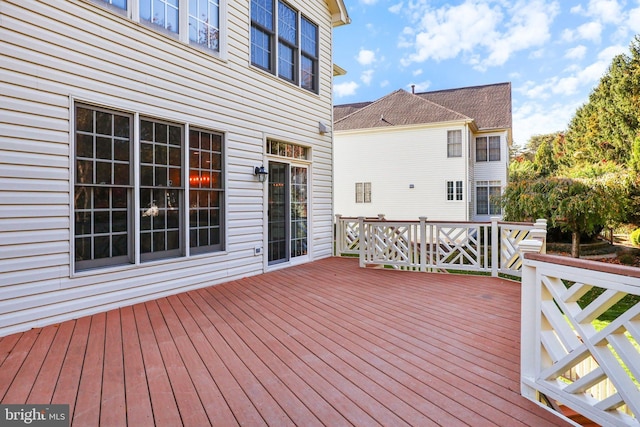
left=503, top=36, right=640, bottom=256
left=564, top=36, right=640, bottom=166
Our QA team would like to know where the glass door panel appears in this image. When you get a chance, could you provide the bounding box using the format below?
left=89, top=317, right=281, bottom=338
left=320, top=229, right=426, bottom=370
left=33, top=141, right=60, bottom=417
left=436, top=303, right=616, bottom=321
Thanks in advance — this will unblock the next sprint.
left=290, top=166, right=308, bottom=258
left=268, top=162, right=288, bottom=264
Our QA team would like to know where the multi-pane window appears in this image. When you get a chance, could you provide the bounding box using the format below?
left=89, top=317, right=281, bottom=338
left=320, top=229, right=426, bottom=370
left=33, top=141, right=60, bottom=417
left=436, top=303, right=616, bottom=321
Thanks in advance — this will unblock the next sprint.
left=447, top=180, right=463, bottom=201
left=94, top=0, right=223, bottom=55
left=476, top=136, right=501, bottom=162
left=74, top=104, right=225, bottom=271
left=355, top=182, right=372, bottom=203
left=140, top=0, right=179, bottom=33
left=278, top=2, right=297, bottom=82
left=139, top=119, right=183, bottom=260
left=189, top=129, right=224, bottom=254
left=290, top=166, right=308, bottom=257
left=251, top=0, right=319, bottom=92
left=447, top=130, right=462, bottom=157
left=75, top=105, right=133, bottom=270
left=189, top=0, right=220, bottom=51
left=476, top=181, right=502, bottom=215
left=300, top=17, right=318, bottom=91
left=267, top=139, right=308, bottom=159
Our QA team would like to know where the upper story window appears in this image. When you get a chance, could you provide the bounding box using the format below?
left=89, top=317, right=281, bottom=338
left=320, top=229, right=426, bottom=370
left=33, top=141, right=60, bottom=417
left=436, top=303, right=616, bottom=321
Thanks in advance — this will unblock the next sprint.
left=251, top=0, right=320, bottom=93
left=189, top=0, right=221, bottom=51
left=141, top=0, right=179, bottom=33
left=94, top=0, right=223, bottom=54
left=476, top=136, right=501, bottom=162
left=447, top=130, right=462, bottom=157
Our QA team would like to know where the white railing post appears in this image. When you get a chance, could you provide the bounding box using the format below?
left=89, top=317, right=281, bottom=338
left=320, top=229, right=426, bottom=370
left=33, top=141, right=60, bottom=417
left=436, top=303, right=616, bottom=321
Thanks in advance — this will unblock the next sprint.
left=419, top=217, right=427, bottom=272
left=335, top=214, right=343, bottom=256
left=491, top=217, right=499, bottom=277
left=531, top=219, right=547, bottom=254
left=358, top=216, right=365, bottom=268
left=518, top=239, right=543, bottom=400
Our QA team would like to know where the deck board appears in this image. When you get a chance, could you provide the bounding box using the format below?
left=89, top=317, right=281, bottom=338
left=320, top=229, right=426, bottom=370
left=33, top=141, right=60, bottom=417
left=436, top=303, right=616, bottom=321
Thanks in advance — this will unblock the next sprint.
left=0, top=257, right=573, bottom=426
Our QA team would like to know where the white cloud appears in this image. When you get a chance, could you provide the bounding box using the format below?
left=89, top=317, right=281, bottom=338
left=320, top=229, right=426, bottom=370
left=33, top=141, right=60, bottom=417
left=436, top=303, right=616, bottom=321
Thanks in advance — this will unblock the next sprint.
left=380, top=80, right=390, bottom=88
left=399, top=0, right=559, bottom=70
left=360, top=0, right=377, bottom=5
left=565, top=45, right=587, bottom=60
left=412, top=69, right=423, bottom=76
left=356, top=49, right=376, bottom=66
left=628, top=7, right=640, bottom=32
left=585, top=0, right=624, bottom=24
left=333, top=81, right=359, bottom=98
left=513, top=100, right=581, bottom=145
left=389, top=2, right=403, bottom=14
left=361, top=69, right=374, bottom=85
left=576, top=21, right=603, bottom=42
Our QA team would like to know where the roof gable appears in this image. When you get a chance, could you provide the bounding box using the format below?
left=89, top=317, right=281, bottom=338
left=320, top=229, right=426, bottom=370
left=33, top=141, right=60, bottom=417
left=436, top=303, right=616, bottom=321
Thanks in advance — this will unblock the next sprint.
left=334, top=89, right=470, bottom=131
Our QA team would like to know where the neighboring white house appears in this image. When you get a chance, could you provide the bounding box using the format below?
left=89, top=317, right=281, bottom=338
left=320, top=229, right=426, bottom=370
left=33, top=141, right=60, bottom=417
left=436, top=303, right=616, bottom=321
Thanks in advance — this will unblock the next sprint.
left=333, top=83, right=511, bottom=221
left=0, top=0, right=349, bottom=336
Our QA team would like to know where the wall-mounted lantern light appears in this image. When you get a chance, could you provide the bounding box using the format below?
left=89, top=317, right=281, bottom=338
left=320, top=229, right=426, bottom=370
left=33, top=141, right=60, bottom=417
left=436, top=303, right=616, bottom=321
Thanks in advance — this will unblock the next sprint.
left=254, top=165, right=268, bottom=182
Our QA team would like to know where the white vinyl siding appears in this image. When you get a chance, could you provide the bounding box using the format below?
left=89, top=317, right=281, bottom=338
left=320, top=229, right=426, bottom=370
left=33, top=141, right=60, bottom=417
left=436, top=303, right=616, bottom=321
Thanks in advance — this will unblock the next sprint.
left=0, top=0, right=336, bottom=336
left=335, top=126, right=468, bottom=221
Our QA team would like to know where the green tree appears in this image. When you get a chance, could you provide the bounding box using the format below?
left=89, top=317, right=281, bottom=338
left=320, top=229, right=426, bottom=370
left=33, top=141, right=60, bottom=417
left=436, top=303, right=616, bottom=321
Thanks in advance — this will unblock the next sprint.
left=502, top=166, right=628, bottom=257
left=564, top=36, right=640, bottom=166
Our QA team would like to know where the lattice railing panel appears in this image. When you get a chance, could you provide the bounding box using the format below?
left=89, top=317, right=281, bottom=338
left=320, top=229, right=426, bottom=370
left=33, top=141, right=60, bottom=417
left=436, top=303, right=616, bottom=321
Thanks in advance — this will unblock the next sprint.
left=365, top=223, right=420, bottom=270
left=435, top=225, right=482, bottom=270
left=500, top=225, right=531, bottom=274
left=523, top=261, right=640, bottom=426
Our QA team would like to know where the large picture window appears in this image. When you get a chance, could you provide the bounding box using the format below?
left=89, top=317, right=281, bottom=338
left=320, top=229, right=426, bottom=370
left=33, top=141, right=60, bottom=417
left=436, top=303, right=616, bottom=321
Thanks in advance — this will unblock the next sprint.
left=74, top=104, right=225, bottom=271
left=251, top=0, right=319, bottom=92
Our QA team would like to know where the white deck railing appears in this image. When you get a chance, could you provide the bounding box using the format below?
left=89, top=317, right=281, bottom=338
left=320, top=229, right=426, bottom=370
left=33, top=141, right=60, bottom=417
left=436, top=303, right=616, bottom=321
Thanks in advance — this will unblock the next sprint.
left=521, top=252, right=640, bottom=426
left=334, top=215, right=546, bottom=277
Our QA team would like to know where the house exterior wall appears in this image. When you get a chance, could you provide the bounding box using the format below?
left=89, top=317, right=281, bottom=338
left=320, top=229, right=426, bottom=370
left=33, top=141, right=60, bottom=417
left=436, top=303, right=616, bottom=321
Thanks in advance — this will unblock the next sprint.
left=334, top=123, right=470, bottom=221
left=0, top=0, right=338, bottom=336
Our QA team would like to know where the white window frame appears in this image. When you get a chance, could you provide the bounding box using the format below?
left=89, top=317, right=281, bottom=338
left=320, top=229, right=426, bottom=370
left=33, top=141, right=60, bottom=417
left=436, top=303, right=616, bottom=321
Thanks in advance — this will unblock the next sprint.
left=476, top=135, right=501, bottom=162
left=447, top=130, right=462, bottom=158
left=355, top=182, right=371, bottom=203
left=446, top=180, right=463, bottom=201
left=476, top=180, right=502, bottom=216
left=91, top=0, right=228, bottom=59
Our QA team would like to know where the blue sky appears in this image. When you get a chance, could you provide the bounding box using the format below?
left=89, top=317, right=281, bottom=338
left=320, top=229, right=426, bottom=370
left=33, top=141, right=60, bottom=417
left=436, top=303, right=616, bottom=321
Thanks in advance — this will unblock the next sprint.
left=332, top=0, right=640, bottom=147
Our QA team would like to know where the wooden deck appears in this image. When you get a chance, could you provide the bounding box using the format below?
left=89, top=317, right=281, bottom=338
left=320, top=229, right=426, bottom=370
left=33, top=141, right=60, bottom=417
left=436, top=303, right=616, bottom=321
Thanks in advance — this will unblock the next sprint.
left=0, top=257, right=572, bottom=426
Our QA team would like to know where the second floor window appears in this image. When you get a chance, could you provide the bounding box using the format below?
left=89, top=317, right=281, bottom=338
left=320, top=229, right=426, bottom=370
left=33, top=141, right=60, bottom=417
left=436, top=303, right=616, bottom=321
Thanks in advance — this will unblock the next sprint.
left=476, top=136, right=501, bottom=162
left=251, top=0, right=319, bottom=93
left=447, top=130, right=462, bottom=157
left=95, top=0, right=222, bottom=54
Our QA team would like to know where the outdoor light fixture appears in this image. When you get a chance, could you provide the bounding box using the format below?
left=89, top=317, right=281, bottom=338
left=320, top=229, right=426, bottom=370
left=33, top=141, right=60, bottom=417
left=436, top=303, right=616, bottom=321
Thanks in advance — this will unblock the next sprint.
left=254, top=165, right=268, bottom=182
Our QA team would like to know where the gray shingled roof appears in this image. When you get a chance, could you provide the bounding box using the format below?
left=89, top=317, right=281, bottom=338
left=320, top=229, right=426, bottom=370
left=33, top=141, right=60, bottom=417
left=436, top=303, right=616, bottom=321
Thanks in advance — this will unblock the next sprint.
left=334, top=89, right=471, bottom=131
left=334, top=82, right=512, bottom=131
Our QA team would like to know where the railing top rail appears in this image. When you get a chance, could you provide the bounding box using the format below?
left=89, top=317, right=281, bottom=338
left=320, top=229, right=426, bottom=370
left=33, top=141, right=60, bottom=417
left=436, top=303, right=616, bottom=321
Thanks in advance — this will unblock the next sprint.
left=525, top=253, right=640, bottom=280
left=498, top=221, right=535, bottom=226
